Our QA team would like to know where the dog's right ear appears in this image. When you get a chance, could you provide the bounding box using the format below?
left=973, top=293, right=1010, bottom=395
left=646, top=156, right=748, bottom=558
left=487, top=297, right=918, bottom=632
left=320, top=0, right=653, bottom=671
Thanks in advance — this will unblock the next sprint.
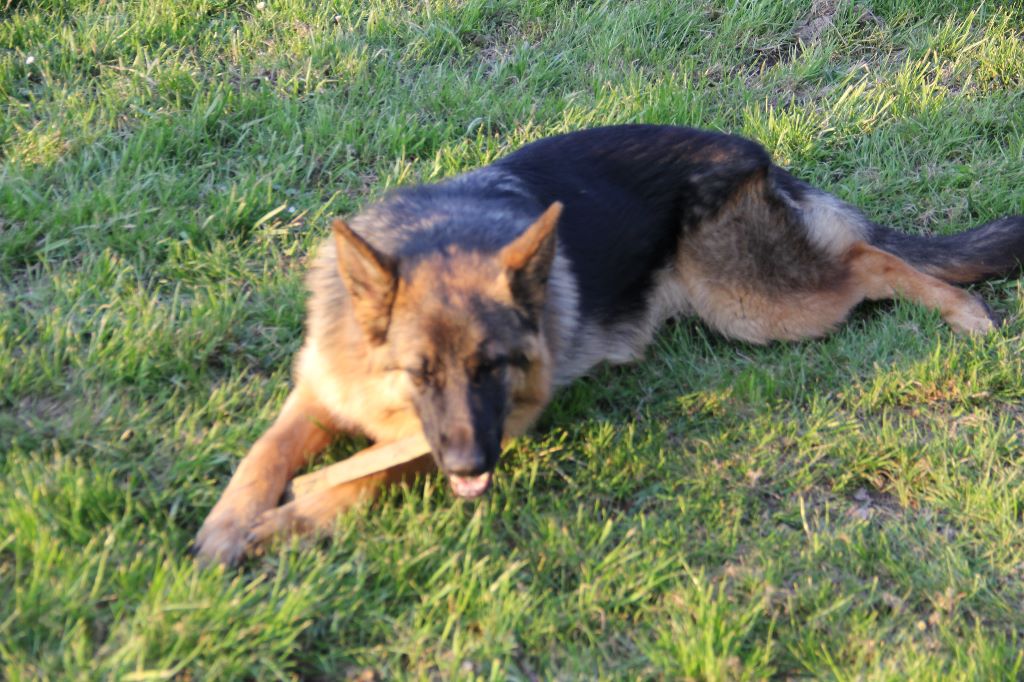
left=499, top=202, right=562, bottom=317
left=332, top=218, right=397, bottom=344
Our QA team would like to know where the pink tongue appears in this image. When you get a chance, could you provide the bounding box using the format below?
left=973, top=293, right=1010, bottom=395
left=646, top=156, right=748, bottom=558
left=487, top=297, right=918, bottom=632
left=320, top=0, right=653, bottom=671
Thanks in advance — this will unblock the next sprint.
left=449, top=472, right=492, bottom=498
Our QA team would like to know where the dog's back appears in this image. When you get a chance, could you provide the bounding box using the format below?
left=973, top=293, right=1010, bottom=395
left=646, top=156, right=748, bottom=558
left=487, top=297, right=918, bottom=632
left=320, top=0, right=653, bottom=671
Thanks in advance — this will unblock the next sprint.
left=502, top=126, right=1020, bottom=350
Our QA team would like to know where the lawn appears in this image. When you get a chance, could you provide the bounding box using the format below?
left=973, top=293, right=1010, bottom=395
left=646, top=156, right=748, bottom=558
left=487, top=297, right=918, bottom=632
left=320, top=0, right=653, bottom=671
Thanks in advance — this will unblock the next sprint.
left=3, top=0, right=1024, bottom=678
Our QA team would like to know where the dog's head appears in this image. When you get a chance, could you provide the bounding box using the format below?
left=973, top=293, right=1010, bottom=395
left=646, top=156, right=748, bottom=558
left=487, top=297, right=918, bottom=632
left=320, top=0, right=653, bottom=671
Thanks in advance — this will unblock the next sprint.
left=331, top=202, right=562, bottom=498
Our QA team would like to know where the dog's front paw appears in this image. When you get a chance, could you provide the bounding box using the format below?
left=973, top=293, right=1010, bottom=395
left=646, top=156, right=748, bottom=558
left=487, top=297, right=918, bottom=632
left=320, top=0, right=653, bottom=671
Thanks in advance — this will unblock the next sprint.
left=193, top=512, right=251, bottom=567
left=244, top=503, right=310, bottom=554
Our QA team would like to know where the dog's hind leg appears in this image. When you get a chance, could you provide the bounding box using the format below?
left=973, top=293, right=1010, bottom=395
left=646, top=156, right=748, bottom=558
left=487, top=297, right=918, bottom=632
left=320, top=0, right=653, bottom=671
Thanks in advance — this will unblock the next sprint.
left=679, top=238, right=998, bottom=344
left=675, top=169, right=999, bottom=343
left=843, top=241, right=998, bottom=334
left=243, top=452, right=436, bottom=551
left=193, top=384, right=336, bottom=566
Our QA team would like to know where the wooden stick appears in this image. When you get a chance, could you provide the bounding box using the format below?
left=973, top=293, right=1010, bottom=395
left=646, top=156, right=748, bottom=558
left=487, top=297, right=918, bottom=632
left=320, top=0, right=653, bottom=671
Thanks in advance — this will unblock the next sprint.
left=284, top=434, right=432, bottom=500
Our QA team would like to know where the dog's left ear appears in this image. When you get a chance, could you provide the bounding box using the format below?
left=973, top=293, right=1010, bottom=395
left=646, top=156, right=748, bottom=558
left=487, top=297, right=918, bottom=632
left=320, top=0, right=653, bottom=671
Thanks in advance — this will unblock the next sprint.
left=499, top=201, right=562, bottom=316
left=332, top=218, right=398, bottom=344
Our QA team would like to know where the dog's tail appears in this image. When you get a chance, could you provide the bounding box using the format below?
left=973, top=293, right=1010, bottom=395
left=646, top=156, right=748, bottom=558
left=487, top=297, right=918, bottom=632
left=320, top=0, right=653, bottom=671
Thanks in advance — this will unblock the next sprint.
left=869, top=216, right=1024, bottom=284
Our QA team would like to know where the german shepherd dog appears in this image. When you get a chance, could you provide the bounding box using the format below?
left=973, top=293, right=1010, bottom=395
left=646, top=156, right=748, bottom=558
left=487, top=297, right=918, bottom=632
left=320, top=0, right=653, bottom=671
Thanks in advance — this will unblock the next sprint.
left=195, top=125, right=1024, bottom=565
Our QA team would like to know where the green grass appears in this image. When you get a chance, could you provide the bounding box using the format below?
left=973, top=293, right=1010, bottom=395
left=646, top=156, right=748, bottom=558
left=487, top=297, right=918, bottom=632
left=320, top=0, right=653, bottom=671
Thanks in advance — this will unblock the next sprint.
left=3, top=0, right=1024, bottom=678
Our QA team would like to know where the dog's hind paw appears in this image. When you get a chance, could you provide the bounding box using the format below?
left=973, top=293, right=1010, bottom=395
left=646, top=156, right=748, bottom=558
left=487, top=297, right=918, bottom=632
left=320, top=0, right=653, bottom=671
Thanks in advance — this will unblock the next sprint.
left=945, top=295, right=1001, bottom=335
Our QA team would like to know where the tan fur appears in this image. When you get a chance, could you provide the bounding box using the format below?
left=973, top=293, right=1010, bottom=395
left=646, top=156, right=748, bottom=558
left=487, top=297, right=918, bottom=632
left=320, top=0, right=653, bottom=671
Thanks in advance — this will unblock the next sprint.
left=193, top=385, right=337, bottom=565
left=675, top=239, right=994, bottom=344
left=843, top=242, right=996, bottom=334
left=675, top=254, right=858, bottom=343
left=298, top=243, right=555, bottom=441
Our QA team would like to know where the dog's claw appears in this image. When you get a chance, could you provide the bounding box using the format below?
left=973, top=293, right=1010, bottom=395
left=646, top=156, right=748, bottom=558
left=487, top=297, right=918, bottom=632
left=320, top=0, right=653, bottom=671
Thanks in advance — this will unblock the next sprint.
left=241, top=531, right=263, bottom=556
left=245, top=504, right=321, bottom=555
left=979, top=297, right=1004, bottom=328
left=244, top=507, right=291, bottom=552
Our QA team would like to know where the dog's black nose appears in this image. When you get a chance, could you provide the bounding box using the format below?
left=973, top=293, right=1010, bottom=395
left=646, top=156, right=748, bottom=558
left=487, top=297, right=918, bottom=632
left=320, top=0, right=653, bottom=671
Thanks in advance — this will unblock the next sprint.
left=438, top=426, right=488, bottom=476
left=441, top=443, right=488, bottom=476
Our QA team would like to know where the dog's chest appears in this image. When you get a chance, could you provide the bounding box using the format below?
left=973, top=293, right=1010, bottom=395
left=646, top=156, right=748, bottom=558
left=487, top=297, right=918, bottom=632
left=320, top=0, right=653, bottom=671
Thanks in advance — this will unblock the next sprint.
left=295, top=342, right=421, bottom=440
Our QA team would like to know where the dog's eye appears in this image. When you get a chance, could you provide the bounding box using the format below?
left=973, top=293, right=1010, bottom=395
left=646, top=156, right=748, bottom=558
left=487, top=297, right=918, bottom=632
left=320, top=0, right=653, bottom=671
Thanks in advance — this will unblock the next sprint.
left=508, top=352, right=529, bottom=368
left=406, top=359, right=436, bottom=387
left=472, top=356, right=507, bottom=384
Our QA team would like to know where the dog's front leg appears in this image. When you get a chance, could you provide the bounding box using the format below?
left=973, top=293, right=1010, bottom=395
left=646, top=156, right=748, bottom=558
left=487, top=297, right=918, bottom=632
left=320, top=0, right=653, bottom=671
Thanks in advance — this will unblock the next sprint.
left=193, top=385, right=335, bottom=566
left=244, top=450, right=436, bottom=552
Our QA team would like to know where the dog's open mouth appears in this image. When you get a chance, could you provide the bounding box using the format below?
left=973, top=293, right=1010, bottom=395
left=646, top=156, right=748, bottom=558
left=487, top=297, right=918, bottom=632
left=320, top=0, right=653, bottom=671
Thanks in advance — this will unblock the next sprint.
left=449, top=472, right=492, bottom=499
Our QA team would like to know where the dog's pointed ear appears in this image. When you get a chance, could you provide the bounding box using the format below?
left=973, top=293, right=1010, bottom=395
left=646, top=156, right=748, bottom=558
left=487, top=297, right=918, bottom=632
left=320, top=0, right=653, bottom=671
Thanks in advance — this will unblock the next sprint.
left=332, top=218, right=397, bottom=344
left=499, top=202, right=562, bottom=315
